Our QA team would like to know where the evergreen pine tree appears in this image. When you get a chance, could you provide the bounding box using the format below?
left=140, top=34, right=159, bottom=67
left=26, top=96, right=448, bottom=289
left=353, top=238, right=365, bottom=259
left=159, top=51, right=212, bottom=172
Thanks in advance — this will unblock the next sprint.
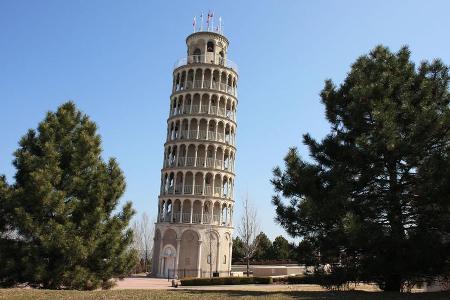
left=272, top=236, right=291, bottom=260
left=5, top=102, right=137, bottom=289
left=254, top=232, right=272, bottom=260
left=272, top=46, right=450, bottom=291
left=232, top=237, right=245, bottom=263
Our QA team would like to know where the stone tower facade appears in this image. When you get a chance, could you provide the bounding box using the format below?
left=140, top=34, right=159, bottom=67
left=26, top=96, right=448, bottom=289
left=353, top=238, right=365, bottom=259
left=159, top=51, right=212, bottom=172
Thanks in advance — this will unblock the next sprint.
left=152, top=28, right=238, bottom=278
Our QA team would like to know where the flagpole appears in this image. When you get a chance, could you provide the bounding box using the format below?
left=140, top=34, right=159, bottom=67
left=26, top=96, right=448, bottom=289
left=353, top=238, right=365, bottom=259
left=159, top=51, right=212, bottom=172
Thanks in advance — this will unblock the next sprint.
left=200, top=13, right=203, bottom=31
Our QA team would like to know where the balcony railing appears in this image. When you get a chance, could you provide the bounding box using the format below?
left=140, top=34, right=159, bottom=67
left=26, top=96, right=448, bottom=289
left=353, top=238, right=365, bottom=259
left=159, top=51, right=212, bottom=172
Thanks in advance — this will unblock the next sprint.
left=163, top=157, right=234, bottom=172
left=162, top=185, right=233, bottom=198
left=159, top=211, right=233, bottom=226
left=174, top=55, right=238, bottom=73
left=169, top=129, right=236, bottom=145
left=170, top=105, right=236, bottom=121
left=175, top=79, right=237, bottom=96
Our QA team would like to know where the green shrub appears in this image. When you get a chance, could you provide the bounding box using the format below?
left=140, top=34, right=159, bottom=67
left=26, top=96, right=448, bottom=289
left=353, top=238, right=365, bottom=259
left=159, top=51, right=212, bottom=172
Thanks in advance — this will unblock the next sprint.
left=180, top=276, right=273, bottom=286
left=286, top=269, right=354, bottom=291
left=254, top=276, right=273, bottom=284
left=287, top=275, right=316, bottom=284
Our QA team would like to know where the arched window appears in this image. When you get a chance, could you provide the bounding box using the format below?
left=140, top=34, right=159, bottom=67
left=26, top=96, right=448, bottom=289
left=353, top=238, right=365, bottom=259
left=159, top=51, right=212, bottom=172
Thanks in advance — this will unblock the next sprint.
left=223, top=255, right=227, bottom=264
left=219, top=51, right=224, bottom=65
left=193, top=48, right=201, bottom=62
left=207, top=41, right=214, bottom=52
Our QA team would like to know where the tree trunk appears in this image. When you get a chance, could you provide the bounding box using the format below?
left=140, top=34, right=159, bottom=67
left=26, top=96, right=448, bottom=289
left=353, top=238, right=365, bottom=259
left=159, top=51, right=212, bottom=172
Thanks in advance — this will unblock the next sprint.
left=246, top=257, right=250, bottom=277
left=384, top=274, right=402, bottom=292
left=384, top=162, right=404, bottom=293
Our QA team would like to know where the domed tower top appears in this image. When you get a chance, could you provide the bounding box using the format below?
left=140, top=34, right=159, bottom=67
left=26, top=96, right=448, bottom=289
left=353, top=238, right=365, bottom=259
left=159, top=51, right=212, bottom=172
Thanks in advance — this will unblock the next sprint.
left=186, top=31, right=229, bottom=61
left=172, top=14, right=237, bottom=73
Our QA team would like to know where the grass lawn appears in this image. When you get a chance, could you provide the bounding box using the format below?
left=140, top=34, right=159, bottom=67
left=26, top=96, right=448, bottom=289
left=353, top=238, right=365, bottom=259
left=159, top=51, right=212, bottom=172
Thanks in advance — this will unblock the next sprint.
left=0, top=289, right=450, bottom=300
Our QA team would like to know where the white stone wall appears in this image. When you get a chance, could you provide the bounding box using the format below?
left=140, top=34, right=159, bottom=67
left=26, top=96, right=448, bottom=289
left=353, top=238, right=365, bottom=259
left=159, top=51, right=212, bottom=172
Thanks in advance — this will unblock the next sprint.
left=152, top=31, right=237, bottom=278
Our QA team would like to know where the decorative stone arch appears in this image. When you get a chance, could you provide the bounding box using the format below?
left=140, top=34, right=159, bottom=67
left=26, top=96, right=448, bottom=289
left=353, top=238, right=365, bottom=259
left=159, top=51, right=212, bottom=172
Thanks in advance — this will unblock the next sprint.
left=202, top=228, right=220, bottom=271
left=178, top=229, right=200, bottom=277
left=152, top=228, right=162, bottom=275
left=160, top=244, right=177, bottom=277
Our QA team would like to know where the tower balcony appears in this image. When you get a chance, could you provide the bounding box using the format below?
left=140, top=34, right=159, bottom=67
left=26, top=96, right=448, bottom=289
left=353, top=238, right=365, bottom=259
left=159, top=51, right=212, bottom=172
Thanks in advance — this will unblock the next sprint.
left=174, top=55, right=238, bottom=73
left=161, top=184, right=233, bottom=199
left=163, top=156, right=235, bottom=172
left=158, top=212, right=233, bottom=227
left=173, top=78, right=237, bottom=97
left=170, top=104, right=236, bottom=122
left=167, top=129, right=236, bottom=147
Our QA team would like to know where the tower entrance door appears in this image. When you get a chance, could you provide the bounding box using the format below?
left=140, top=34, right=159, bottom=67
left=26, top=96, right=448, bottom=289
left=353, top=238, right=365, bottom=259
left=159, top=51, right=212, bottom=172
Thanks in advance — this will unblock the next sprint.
left=161, top=245, right=176, bottom=278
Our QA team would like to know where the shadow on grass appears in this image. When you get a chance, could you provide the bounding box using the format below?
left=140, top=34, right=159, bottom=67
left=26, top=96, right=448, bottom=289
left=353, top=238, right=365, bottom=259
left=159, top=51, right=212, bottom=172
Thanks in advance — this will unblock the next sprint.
left=176, top=289, right=450, bottom=300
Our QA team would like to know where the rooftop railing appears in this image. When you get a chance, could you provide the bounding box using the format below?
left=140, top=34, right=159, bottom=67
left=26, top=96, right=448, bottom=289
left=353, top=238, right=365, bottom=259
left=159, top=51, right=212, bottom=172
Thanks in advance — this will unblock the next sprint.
left=174, top=55, right=238, bottom=73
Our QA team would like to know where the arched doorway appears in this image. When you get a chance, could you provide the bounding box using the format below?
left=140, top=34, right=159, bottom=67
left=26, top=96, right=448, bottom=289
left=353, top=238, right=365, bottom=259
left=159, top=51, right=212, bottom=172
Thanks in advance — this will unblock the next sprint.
left=179, top=229, right=200, bottom=278
left=161, top=245, right=177, bottom=278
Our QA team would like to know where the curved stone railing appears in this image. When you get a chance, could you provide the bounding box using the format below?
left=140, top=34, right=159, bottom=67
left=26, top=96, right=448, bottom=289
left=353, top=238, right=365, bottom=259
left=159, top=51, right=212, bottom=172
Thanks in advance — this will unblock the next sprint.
left=174, top=55, right=238, bottom=73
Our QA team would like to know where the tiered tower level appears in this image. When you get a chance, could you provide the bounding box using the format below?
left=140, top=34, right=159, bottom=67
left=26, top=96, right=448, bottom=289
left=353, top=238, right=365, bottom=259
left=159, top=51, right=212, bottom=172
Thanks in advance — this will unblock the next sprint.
left=152, top=29, right=238, bottom=278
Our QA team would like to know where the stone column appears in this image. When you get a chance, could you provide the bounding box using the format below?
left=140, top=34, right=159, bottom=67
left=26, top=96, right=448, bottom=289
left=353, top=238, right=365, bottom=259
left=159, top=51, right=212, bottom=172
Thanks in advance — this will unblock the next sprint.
left=216, top=242, right=221, bottom=273
left=201, top=69, right=205, bottom=88
left=202, top=176, right=206, bottom=195
left=197, top=240, right=203, bottom=277
left=200, top=201, right=204, bottom=224
left=181, top=173, right=185, bottom=196
left=159, top=240, right=164, bottom=276
left=175, top=238, right=181, bottom=276
left=228, top=241, right=232, bottom=275
left=194, top=145, right=198, bottom=167
left=176, top=146, right=180, bottom=166
left=207, top=94, right=211, bottom=114
left=209, top=69, right=213, bottom=89
left=181, top=96, right=185, bottom=114
left=179, top=201, right=183, bottom=223
left=192, top=69, right=196, bottom=88
left=213, top=148, right=217, bottom=169
left=196, top=122, right=200, bottom=139
left=192, top=173, right=196, bottom=195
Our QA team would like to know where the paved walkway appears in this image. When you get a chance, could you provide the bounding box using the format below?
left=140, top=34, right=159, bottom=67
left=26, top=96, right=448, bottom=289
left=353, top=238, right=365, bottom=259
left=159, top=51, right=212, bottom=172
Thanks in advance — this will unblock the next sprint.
left=113, top=276, right=380, bottom=292
left=113, top=276, right=172, bottom=290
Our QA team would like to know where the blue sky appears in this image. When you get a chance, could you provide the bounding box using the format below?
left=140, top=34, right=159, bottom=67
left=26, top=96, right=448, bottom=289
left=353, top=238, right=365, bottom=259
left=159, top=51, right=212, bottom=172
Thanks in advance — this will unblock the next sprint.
left=1, top=1, right=450, bottom=240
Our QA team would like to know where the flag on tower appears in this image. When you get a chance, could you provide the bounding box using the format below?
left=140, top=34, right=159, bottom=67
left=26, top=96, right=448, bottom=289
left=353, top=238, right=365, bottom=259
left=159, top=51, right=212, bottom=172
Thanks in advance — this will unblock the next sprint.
left=200, top=12, right=203, bottom=31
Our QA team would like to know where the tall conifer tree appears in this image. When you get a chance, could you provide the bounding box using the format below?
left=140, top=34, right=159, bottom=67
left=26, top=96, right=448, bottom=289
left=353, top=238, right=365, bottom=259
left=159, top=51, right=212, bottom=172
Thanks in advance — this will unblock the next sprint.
left=4, top=102, right=136, bottom=289
left=272, top=46, right=450, bottom=291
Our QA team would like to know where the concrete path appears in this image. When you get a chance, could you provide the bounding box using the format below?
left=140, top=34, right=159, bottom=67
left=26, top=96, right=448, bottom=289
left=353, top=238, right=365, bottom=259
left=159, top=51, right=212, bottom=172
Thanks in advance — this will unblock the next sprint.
left=113, top=276, right=380, bottom=292
left=114, top=276, right=172, bottom=290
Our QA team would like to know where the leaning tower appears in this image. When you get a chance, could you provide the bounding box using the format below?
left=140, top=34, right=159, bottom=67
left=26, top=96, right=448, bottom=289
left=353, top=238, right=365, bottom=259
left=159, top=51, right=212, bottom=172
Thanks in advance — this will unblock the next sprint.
left=152, top=23, right=238, bottom=278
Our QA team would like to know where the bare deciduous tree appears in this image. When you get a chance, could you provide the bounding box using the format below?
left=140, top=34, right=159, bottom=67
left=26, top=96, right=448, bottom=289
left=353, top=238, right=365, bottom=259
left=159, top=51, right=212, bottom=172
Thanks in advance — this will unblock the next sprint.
left=237, top=194, right=259, bottom=277
left=131, top=212, right=154, bottom=273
